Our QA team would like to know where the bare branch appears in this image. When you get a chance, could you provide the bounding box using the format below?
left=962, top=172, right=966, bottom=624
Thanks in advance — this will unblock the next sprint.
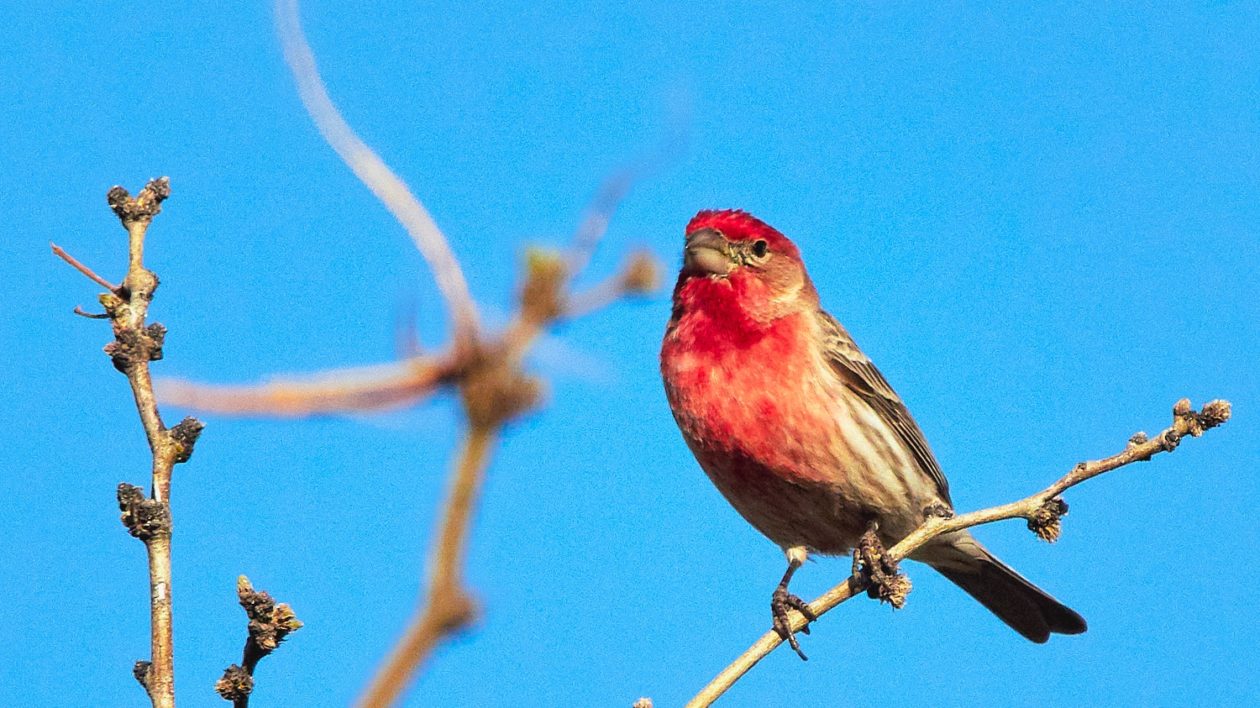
left=60, top=178, right=204, bottom=708
left=685, top=398, right=1232, bottom=708
left=273, top=0, right=480, bottom=343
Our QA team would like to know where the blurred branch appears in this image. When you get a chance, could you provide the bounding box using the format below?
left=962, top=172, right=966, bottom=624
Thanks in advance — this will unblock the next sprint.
left=564, top=97, right=687, bottom=278
left=216, top=576, right=303, bottom=707
left=354, top=243, right=646, bottom=703
left=685, top=398, right=1232, bottom=708
left=58, top=178, right=207, bottom=708
left=160, top=356, right=460, bottom=417
left=565, top=167, right=640, bottom=276
left=274, top=0, right=480, bottom=345
left=144, top=4, right=669, bottom=704
left=357, top=424, right=498, bottom=707
left=563, top=250, right=661, bottom=319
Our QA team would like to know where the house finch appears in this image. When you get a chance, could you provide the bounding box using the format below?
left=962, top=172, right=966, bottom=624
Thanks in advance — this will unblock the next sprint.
left=660, top=209, right=1085, bottom=658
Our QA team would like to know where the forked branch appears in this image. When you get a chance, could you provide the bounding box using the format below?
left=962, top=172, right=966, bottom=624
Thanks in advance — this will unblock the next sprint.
left=153, top=4, right=663, bottom=705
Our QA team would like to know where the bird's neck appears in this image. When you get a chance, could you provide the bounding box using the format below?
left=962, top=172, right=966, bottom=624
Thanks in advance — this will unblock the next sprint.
left=665, top=272, right=817, bottom=363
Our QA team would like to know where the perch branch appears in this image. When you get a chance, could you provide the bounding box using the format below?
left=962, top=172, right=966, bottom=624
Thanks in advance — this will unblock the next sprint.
left=685, top=398, right=1232, bottom=708
left=60, top=178, right=207, bottom=708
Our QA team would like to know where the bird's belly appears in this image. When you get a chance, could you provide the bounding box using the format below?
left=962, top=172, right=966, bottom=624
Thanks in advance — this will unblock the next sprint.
left=694, top=448, right=869, bottom=553
left=675, top=382, right=942, bottom=554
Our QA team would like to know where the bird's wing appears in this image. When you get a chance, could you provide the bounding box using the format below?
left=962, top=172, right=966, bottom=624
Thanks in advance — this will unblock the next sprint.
left=816, top=310, right=952, bottom=504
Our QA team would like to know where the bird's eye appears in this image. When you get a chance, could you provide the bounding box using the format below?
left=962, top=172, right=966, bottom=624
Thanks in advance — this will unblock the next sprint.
left=751, top=239, right=769, bottom=259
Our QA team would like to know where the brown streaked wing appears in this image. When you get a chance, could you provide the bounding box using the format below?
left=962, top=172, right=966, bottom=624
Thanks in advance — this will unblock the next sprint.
left=816, top=310, right=952, bottom=505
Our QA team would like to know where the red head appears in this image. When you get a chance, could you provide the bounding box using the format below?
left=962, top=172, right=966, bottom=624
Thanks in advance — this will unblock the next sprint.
left=684, top=210, right=802, bottom=262
left=673, top=210, right=817, bottom=327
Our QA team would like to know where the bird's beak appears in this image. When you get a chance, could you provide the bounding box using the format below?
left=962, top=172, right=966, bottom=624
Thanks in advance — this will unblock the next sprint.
left=684, top=228, right=733, bottom=276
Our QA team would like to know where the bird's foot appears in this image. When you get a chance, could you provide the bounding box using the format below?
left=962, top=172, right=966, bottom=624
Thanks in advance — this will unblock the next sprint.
left=771, top=585, right=817, bottom=661
left=852, top=526, right=912, bottom=609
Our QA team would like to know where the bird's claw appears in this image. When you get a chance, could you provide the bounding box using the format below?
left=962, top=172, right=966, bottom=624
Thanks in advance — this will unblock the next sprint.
left=771, top=585, right=817, bottom=661
left=852, top=526, right=912, bottom=609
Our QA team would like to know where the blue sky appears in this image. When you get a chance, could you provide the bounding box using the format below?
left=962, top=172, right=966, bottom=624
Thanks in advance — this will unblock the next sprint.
left=3, top=2, right=1258, bottom=706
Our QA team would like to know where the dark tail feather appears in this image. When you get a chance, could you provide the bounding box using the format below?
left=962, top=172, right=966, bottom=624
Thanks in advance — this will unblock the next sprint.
left=927, top=539, right=1086, bottom=643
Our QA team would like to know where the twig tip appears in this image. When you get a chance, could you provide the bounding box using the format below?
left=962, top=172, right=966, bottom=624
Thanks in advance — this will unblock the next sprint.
left=621, top=251, right=662, bottom=294
left=108, top=177, right=171, bottom=224
left=1200, top=399, right=1232, bottom=428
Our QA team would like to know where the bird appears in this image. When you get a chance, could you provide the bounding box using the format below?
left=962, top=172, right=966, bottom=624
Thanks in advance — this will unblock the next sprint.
left=659, top=209, right=1085, bottom=658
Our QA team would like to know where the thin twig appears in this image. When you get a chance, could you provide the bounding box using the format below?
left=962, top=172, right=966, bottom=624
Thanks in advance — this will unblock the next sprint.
left=565, top=101, right=688, bottom=276
left=357, top=424, right=499, bottom=707
left=273, top=0, right=480, bottom=344
left=51, top=241, right=119, bottom=291
left=565, top=167, right=639, bottom=277
left=684, top=398, right=1232, bottom=708
left=73, top=305, right=111, bottom=319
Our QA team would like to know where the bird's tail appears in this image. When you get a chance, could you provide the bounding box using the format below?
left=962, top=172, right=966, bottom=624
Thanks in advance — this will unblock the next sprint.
left=917, top=533, right=1086, bottom=643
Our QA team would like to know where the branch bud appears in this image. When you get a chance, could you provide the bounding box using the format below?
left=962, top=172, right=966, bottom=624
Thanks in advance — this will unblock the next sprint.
left=117, top=483, right=170, bottom=540
left=520, top=247, right=567, bottom=324
left=460, top=363, right=542, bottom=428
left=1027, top=497, right=1068, bottom=543
left=215, top=665, right=253, bottom=702
left=237, top=575, right=303, bottom=654
left=104, top=323, right=166, bottom=372
left=170, top=417, right=206, bottom=464
left=133, top=660, right=152, bottom=692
